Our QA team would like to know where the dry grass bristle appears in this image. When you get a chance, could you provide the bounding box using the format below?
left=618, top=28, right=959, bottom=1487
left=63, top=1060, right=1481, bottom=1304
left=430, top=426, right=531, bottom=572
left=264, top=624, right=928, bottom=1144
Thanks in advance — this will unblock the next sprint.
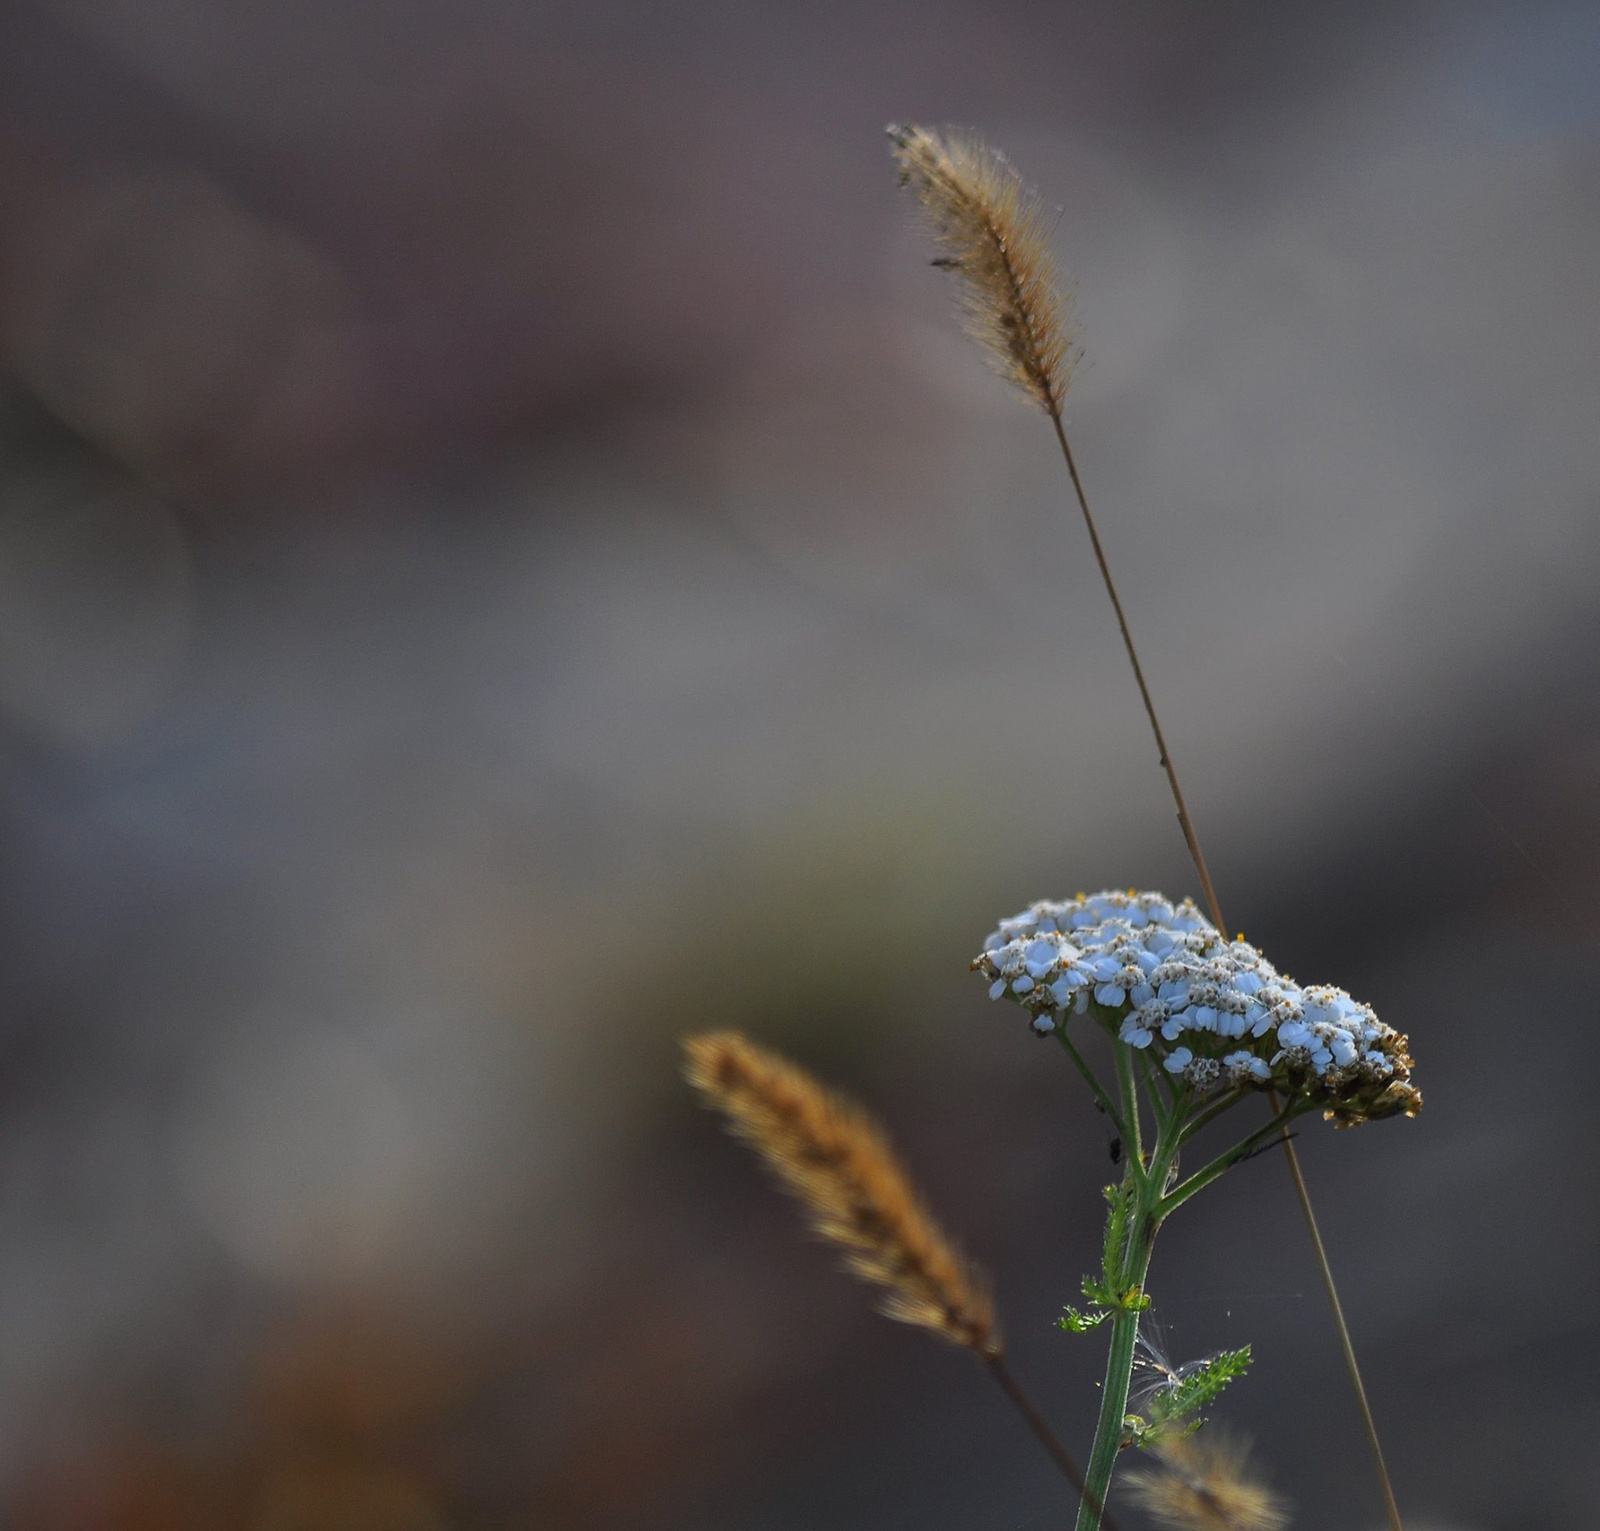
left=887, top=123, right=1075, bottom=415
left=683, top=1031, right=999, bottom=1355
left=1125, top=1432, right=1290, bottom=1531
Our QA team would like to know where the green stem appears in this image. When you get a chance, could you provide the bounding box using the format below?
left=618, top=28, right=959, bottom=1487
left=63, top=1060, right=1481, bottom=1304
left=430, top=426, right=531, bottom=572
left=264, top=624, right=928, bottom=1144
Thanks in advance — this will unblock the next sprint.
left=1177, top=1085, right=1246, bottom=1145
left=1158, top=1100, right=1306, bottom=1217
left=1135, top=1050, right=1176, bottom=1132
left=1073, top=1284, right=1146, bottom=1530
left=1111, top=1042, right=1144, bottom=1175
left=1072, top=1075, right=1186, bottom=1531
left=1054, top=1030, right=1129, bottom=1144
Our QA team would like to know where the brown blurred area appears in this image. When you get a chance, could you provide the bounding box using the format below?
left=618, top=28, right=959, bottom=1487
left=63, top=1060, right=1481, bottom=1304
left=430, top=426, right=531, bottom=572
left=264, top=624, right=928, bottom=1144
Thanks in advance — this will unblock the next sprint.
left=0, top=1, right=1597, bottom=1528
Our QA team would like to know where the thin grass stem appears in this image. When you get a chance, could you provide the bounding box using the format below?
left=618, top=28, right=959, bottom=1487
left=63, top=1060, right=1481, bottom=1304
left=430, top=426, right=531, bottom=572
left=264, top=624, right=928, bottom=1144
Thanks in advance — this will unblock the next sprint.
left=1271, top=1091, right=1406, bottom=1531
left=986, top=1354, right=1124, bottom=1531
left=1046, top=415, right=1229, bottom=940
left=1045, top=415, right=1406, bottom=1531
left=892, top=127, right=1403, bottom=1529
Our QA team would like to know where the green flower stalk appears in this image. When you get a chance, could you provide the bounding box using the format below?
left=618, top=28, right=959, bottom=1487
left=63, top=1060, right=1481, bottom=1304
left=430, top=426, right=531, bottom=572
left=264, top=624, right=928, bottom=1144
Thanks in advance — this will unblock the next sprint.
left=974, top=890, right=1420, bottom=1527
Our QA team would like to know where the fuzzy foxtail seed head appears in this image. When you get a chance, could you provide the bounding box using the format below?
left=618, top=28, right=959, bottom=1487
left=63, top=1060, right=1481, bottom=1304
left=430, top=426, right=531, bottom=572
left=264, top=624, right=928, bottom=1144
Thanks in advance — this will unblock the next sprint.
left=887, top=123, right=1076, bottom=416
left=683, top=1031, right=999, bottom=1355
left=1126, top=1431, right=1290, bottom=1531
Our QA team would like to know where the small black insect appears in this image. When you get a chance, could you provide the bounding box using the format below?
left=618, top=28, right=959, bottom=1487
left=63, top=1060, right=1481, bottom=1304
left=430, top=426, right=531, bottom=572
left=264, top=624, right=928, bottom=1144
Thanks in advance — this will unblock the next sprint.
left=1109, top=1136, right=1123, bottom=1165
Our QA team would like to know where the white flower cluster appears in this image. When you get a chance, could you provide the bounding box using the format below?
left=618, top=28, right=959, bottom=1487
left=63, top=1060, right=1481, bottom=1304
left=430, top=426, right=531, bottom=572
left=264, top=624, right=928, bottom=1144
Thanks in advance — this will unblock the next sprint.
left=973, top=890, right=1419, bottom=1121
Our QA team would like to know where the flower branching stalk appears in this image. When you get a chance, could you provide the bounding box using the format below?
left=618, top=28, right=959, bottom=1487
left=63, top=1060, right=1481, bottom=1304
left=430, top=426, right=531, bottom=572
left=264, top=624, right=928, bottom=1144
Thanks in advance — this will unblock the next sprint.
left=977, top=889, right=1418, bottom=1527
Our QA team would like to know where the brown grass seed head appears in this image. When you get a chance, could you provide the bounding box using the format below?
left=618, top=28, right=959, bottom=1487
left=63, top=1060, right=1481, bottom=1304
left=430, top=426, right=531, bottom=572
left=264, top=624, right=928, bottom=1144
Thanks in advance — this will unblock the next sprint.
left=682, top=1031, right=999, bottom=1356
left=1125, top=1431, right=1290, bottom=1531
left=887, top=123, right=1076, bottom=416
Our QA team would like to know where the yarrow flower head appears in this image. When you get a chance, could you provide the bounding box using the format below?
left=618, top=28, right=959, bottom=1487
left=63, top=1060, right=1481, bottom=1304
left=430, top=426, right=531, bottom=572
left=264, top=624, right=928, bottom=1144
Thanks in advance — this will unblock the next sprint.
left=972, top=890, right=1420, bottom=1124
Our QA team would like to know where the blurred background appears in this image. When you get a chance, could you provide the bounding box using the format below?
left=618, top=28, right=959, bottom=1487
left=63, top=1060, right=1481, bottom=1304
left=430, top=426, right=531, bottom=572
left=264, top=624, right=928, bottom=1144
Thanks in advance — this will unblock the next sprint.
left=0, top=1, right=1596, bottom=1527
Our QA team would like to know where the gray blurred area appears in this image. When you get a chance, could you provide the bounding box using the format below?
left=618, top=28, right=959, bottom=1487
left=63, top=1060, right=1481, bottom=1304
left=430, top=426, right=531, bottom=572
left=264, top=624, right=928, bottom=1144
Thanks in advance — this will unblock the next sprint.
left=0, top=1, right=1596, bottom=1527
